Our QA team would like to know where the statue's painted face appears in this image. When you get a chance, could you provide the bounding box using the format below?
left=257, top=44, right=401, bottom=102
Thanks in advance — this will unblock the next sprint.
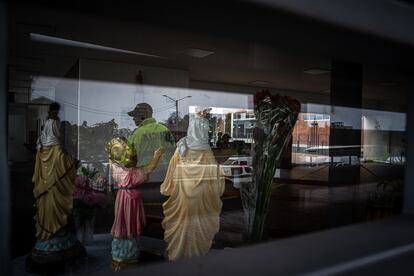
left=106, top=137, right=137, bottom=168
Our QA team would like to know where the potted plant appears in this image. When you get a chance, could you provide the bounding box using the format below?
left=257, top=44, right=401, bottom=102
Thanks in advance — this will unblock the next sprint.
left=367, top=179, right=403, bottom=220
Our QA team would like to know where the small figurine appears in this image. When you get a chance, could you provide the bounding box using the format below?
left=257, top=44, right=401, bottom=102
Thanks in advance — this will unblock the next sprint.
left=161, top=107, right=225, bottom=261
left=106, top=137, right=164, bottom=270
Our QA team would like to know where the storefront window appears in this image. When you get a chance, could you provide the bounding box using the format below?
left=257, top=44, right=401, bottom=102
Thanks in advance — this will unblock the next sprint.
left=7, top=2, right=408, bottom=274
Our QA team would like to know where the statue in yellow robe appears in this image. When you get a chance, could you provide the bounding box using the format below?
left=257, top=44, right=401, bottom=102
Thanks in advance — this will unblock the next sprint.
left=161, top=108, right=225, bottom=260
left=27, top=103, right=84, bottom=276
left=32, top=102, right=78, bottom=241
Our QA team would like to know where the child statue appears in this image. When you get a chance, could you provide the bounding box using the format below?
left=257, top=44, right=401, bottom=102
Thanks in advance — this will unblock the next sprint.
left=161, top=108, right=225, bottom=261
left=27, top=102, right=84, bottom=274
left=106, top=137, right=164, bottom=270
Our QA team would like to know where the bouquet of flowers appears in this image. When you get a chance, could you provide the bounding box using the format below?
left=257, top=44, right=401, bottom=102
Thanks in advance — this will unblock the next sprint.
left=241, top=90, right=300, bottom=241
left=74, top=168, right=110, bottom=207
left=73, top=166, right=111, bottom=245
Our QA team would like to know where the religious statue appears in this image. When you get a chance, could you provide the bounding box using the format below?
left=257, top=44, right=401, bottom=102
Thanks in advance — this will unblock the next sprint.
left=161, top=108, right=225, bottom=261
left=26, top=102, right=85, bottom=274
left=106, top=137, right=164, bottom=270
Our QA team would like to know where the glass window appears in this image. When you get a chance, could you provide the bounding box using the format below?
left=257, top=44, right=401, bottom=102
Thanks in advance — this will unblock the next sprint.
left=7, top=2, right=408, bottom=273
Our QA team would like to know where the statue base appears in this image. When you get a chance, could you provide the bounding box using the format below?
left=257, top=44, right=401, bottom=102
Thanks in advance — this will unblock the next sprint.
left=25, top=240, right=86, bottom=275
left=110, top=238, right=140, bottom=271
left=111, top=258, right=139, bottom=272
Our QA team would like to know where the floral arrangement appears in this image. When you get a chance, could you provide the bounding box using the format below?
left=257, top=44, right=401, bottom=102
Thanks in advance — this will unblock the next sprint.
left=74, top=166, right=111, bottom=223
left=74, top=175, right=92, bottom=201
left=241, top=90, right=300, bottom=241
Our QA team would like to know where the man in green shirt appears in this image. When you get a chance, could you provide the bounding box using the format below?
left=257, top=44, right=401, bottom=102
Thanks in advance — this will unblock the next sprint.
left=128, top=103, right=175, bottom=182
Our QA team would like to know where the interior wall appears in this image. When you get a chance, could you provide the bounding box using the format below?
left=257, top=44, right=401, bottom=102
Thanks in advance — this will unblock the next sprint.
left=190, top=80, right=330, bottom=107
left=76, top=58, right=190, bottom=181
left=55, top=60, right=80, bottom=157
left=7, top=106, right=28, bottom=162
left=78, top=58, right=190, bottom=128
left=362, top=115, right=406, bottom=162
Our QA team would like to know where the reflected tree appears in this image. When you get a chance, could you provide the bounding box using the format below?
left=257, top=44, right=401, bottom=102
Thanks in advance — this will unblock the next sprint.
left=165, top=112, right=189, bottom=140
left=63, top=119, right=132, bottom=173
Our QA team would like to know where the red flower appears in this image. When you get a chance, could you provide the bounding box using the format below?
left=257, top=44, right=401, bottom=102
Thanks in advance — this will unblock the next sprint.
left=254, top=90, right=300, bottom=113
left=253, top=89, right=271, bottom=105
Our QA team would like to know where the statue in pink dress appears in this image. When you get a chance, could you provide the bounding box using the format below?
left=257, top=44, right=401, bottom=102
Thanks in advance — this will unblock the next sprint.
left=105, top=137, right=164, bottom=270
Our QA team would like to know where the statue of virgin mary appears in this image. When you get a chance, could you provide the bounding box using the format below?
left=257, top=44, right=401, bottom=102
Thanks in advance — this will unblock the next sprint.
left=160, top=107, right=225, bottom=261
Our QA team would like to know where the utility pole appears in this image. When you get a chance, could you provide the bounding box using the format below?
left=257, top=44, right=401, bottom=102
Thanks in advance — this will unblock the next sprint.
left=163, top=95, right=192, bottom=125
left=175, top=101, right=179, bottom=124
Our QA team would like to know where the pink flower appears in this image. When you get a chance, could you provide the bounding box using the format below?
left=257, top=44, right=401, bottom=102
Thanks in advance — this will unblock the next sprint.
left=74, top=175, right=91, bottom=199
left=74, top=175, right=111, bottom=207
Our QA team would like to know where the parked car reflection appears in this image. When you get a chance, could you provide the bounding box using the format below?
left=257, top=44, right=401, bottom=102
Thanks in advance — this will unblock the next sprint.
left=222, top=156, right=253, bottom=189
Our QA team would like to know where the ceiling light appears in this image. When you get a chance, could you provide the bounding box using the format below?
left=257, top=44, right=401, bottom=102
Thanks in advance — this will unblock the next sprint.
left=303, top=68, right=331, bottom=75
left=379, top=82, right=398, bottom=87
left=30, top=33, right=166, bottom=59
left=248, top=80, right=272, bottom=85
left=185, top=48, right=214, bottom=58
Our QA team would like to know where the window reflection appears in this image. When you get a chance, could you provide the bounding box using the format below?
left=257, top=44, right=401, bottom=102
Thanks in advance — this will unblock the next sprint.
left=10, top=59, right=407, bottom=255
left=7, top=5, right=409, bottom=271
